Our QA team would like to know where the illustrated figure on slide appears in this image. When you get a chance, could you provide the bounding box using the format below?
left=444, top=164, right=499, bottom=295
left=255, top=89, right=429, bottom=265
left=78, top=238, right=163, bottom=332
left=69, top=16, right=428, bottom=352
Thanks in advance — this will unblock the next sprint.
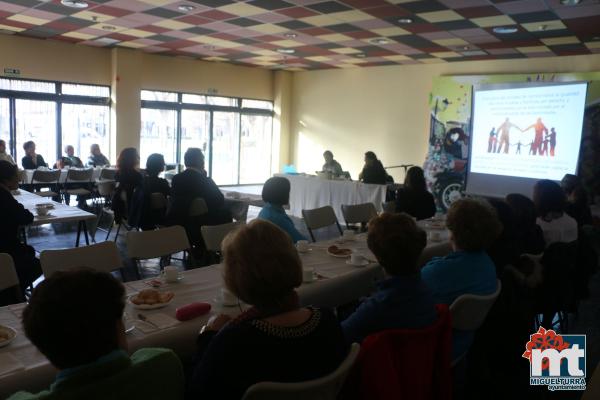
left=512, top=141, right=527, bottom=155
left=487, top=128, right=497, bottom=153
left=495, top=118, right=520, bottom=154
left=547, top=128, right=557, bottom=157
left=522, top=117, right=548, bottom=156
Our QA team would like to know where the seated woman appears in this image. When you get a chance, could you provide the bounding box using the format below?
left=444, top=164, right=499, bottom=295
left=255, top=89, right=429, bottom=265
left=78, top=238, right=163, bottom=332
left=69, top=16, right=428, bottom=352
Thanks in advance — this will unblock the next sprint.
left=533, top=179, right=578, bottom=246
left=188, top=220, right=348, bottom=399
left=561, top=174, right=592, bottom=228
left=111, top=148, right=143, bottom=224
left=21, top=141, right=47, bottom=170
left=0, top=161, right=42, bottom=304
left=258, top=177, right=306, bottom=243
left=342, top=213, right=436, bottom=344
left=505, top=193, right=545, bottom=255
left=395, top=166, right=436, bottom=220
left=9, top=269, right=184, bottom=400
left=421, top=198, right=501, bottom=359
left=138, top=154, right=170, bottom=230
left=359, top=151, right=389, bottom=185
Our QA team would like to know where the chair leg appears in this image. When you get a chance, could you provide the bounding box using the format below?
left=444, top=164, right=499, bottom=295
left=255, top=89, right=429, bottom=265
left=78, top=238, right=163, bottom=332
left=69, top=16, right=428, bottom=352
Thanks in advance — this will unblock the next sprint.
left=113, top=223, right=122, bottom=243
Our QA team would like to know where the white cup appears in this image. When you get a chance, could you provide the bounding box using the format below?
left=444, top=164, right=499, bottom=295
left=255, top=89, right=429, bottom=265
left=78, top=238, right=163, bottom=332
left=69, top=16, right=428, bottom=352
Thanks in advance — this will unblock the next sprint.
left=296, top=240, right=309, bottom=253
left=343, top=230, right=355, bottom=241
left=429, top=231, right=441, bottom=241
left=162, top=266, right=179, bottom=283
left=303, top=268, right=314, bottom=283
left=350, top=252, right=364, bottom=265
left=36, top=206, right=49, bottom=216
left=221, top=288, right=237, bottom=306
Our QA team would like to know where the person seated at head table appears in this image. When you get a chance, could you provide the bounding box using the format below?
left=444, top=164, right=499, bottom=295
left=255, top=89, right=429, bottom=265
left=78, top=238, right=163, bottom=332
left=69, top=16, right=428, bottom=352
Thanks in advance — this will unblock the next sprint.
left=137, top=153, right=170, bottom=231
left=561, top=174, right=592, bottom=228
left=111, top=148, right=143, bottom=224
left=341, top=213, right=436, bottom=344
left=0, top=139, right=15, bottom=164
left=421, top=198, right=501, bottom=360
left=258, top=176, right=306, bottom=244
left=322, top=150, right=343, bottom=176
left=0, top=161, right=42, bottom=305
left=359, top=151, right=389, bottom=185
left=7, top=268, right=184, bottom=400
left=505, top=193, right=545, bottom=256
left=187, top=220, right=348, bottom=399
left=395, top=166, right=436, bottom=220
left=21, top=141, right=47, bottom=170
left=533, top=179, right=578, bottom=246
left=55, top=145, right=84, bottom=169
left=166, top=148, right=231, bottom=248
left=87, top=143, right=110, bottom=168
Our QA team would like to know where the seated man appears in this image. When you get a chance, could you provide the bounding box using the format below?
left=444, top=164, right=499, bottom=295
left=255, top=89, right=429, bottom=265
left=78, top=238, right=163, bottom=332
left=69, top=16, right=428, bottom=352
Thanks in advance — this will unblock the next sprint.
left=87, top=144, right=110, bottom=167
left=421, top=198, right=501, bottom=360
left=322, top=150, right=343, bottom=176
left=166, top=148, right=231, bottom=247
left=342, top=213, right=437, bottom=344
left=9, top=268, right=184, bottom=400
left=57, top=145, right=83, bottom=168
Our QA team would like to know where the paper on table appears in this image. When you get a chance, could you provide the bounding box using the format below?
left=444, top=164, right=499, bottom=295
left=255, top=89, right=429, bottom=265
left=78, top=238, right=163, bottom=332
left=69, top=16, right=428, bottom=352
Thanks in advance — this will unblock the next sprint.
left=0, top=353, right=25, bottom=376
left=134, top=313, right=179, bottom=333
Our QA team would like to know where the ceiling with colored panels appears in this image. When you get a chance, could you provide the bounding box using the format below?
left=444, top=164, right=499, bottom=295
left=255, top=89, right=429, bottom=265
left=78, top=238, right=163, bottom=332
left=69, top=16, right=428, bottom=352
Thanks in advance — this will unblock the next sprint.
left=0, top=0, right=599, bottom=70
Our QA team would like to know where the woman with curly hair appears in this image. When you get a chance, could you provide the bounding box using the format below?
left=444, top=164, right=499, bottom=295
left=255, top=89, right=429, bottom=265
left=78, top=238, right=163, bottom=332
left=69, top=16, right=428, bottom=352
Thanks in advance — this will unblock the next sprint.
left=421, top=198, right=501, bottom=359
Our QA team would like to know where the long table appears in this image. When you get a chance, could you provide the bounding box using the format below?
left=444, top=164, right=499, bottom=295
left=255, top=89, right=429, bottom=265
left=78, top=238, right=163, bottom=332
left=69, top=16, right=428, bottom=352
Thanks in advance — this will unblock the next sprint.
left=0, top=230, right=450, bottom=397
left=13, top=190, right=97, bottom=247
left=276, top=174, right=387, bottom=222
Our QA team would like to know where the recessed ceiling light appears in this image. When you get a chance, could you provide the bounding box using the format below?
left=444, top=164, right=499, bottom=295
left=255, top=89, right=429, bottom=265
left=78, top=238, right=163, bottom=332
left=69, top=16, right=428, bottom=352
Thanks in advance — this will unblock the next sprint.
left=61, top=0, right=88, bottom=8
left=284, top=32, right=298, bottom=38
left=560, top=0, right=581, bottom=5
left=538, top=24, right=547, bottom=31
left=177, top=4, right=196, bottom=12
left=277, top=48, right=295, bottom=54
left=493, top=26, right=518, bottom=34
left=462, top=45, right=469, bottom=50
left=102, top=25, right=116, bottom=31
left=355, top=53, right=367, bottom=58
left=398, top=18, right=413, bottom=24
left=95, top=37, right=120, bottom=45
left=370, top=38, right=389, bottom=45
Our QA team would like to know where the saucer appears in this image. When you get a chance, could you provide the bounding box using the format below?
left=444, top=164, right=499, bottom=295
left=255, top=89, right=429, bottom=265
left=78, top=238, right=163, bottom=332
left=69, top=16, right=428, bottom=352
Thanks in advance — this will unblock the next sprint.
left=36, top=213, right=54, bottom=219
left=346, top=259, right=369, bottom=267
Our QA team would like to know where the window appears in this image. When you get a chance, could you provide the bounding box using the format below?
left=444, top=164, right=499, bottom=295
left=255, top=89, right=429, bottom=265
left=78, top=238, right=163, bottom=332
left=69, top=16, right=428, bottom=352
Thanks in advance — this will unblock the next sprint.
left=0, top=78, right=111, bottom=166
left=140, top=91, right=273, bottom=185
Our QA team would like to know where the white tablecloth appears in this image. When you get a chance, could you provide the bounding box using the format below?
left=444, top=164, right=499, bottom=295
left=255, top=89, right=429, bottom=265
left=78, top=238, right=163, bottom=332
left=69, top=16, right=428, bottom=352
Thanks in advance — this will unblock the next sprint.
left=13, top=190, right=96, bottom=226
left=0, top=231, right=450, bottom=397
left=23, top=168, right=110, bottom=184
left=276, top=174, right=387, bottom=222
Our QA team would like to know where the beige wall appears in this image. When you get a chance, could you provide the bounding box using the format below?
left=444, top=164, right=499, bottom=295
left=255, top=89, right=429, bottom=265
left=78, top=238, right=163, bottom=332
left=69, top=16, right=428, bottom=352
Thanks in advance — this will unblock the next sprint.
left=291, top=54, right=600, bottom=182
left=0, top=35, right=275, bottom=162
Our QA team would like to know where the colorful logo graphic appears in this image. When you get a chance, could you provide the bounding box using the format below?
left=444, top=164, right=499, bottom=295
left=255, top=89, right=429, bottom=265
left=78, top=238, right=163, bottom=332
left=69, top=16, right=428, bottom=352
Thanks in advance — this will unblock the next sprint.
left=523, top=327, right=586, bottom=391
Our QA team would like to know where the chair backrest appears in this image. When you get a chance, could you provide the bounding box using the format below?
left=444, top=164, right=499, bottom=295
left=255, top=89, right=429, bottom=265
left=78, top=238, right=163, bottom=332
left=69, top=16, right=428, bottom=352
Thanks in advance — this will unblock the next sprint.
left=97, top=181, right=116, bottom=197
left=418, top=242, right=453, bottom=267
left=242, top=343, right=360, bottom=400
left=450, top=280, right=502, bottom=331
left=150, top=192, right=168, bottom=210
left=99, top=168, right=117, bottom=180
left=40, top=241, right=123, bottom=278
left=127, top=225, right=191, bottom=260
left=66, top=168, right=93, bottom=183
left=302, top=206, right=342, bottom=242
left=32, top=169, right=60, bottom=184
left=189, top=197, right=208, bottom=217
left=18, top=169, right=27, bottom=184
left=201, top=222, right=242, bottom=252
left=0, top=253, right=20, bottom=292
left=382, top=201, right=396, bottom=214
left=341, top=203, right=377, bottom=225
left=350, top=304, right=452, bottom=400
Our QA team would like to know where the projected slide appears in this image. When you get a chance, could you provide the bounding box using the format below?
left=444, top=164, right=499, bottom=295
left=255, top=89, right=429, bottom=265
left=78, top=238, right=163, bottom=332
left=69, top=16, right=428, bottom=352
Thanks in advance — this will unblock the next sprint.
left=469, top=82, right=587, bottom=181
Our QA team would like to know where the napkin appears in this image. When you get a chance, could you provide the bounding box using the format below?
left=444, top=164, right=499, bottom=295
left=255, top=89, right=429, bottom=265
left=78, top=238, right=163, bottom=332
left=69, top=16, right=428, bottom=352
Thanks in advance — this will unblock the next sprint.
left=134, top=313, right=179, bottom=333
left=0, top=353, right=24, bottom=376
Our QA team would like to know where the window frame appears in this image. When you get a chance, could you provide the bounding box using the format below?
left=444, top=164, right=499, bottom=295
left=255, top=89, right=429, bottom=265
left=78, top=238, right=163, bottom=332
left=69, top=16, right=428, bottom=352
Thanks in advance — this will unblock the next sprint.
left=141, top=90, right=274, bottom=185
left=0, top=77, right=111, bottom=163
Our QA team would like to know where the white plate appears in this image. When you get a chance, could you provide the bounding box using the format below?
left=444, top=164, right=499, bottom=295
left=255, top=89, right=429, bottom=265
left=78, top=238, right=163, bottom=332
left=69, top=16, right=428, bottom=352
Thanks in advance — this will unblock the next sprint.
left=297, top=248, right=312, bottom=254
left=0, top=325, right=17, bottom=348
left=128, top=294, right=173, bottom=310
left=346, top=259, right=370, bottom=267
